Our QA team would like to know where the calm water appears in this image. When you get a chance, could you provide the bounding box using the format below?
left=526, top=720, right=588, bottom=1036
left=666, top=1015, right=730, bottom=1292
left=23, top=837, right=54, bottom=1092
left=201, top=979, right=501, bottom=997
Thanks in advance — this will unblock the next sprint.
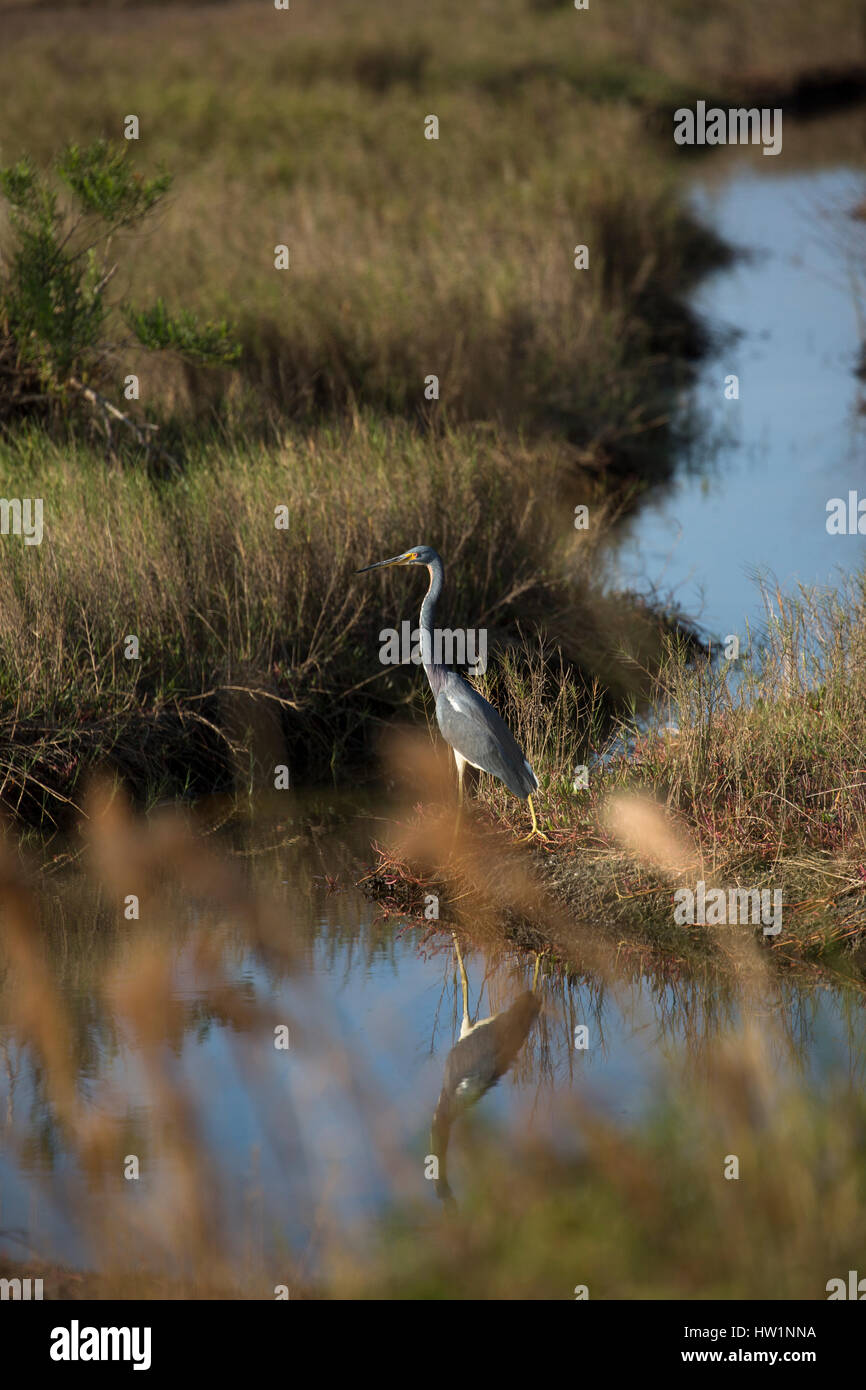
left=2, top=155, right=866, bottom=1279
left=1, top=807, right=865, bottom=1275
left=614, top=161, right=866, bottom=638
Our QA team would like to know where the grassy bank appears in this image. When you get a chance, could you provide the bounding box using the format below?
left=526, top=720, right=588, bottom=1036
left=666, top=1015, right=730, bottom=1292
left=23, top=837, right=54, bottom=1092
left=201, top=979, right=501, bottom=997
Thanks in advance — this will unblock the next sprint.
left=547, top=572, right=866, bottom=976
left=367, top=569, right=866, bottom=982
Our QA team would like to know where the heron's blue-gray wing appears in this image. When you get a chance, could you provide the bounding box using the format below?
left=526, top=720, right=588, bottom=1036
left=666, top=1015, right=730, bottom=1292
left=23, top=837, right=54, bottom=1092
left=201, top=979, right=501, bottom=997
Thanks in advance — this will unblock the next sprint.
left=439, top=993, right=541, bottom=1112
left=434, top=673, right=538, bottom=799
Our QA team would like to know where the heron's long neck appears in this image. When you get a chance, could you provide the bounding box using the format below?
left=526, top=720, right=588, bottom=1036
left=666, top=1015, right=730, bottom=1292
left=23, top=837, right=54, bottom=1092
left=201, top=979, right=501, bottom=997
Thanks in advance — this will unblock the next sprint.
left=420, top=558, right=444, bottom=685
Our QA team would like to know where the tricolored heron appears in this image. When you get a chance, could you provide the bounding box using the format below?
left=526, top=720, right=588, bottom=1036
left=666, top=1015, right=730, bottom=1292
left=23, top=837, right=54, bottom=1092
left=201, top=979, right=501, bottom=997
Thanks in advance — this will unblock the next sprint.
left=430, top=933, right=543, bottom=1206
left=356, top=546, right=546, bottom=840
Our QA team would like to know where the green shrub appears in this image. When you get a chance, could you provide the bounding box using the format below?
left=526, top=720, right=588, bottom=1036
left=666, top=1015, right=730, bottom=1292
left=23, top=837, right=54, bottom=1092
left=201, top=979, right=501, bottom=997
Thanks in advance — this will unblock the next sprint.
left=0, top=140, right=237, bottom=432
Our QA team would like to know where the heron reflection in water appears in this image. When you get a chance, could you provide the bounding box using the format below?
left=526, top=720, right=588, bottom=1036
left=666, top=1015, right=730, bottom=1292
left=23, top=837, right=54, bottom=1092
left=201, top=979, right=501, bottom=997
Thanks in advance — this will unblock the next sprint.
left=356, top=546, right=547, bottom=841
left=430, top=934, right=543, bottom=1207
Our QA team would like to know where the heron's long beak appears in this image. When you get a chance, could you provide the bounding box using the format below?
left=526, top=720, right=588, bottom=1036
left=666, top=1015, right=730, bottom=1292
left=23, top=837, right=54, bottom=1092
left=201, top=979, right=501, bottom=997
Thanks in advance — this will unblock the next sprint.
left=355, top=551, right=414, bottom=574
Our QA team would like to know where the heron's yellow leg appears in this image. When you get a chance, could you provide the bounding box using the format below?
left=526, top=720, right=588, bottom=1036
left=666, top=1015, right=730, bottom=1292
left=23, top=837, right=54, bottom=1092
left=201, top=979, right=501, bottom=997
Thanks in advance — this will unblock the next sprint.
left=449, top=756, right=465, bottom=850
left=452, top=932, right=470, bottom=1031
left=530, top=947, right=550, bottom=991
left=518, top=795, right=550, bottom=844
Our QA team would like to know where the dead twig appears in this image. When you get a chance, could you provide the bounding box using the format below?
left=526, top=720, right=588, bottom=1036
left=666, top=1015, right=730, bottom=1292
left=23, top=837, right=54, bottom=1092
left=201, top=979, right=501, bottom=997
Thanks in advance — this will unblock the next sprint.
left=66, top=376, right=182, bottom=473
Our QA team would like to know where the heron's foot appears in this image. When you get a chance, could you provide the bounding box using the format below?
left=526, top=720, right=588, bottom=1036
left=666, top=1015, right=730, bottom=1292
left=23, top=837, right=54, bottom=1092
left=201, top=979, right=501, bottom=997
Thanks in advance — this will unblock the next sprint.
left=517, top=794, right=549, bottom=845
left=517, top=825, right=550, bottom=845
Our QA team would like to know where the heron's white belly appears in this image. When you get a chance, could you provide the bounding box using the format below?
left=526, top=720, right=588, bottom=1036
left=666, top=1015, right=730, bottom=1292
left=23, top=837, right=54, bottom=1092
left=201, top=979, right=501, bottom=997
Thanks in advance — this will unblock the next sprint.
left=453, top=749, right=484, bottom=775
left=459, top=1014, right=496, bottom=1041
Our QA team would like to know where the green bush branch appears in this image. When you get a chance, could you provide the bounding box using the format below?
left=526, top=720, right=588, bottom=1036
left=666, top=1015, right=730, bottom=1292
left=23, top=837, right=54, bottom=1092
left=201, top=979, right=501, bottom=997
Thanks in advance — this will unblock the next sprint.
left=124, top=298, right=241, bottom=365
left=0, top=139, right=239, bottom=422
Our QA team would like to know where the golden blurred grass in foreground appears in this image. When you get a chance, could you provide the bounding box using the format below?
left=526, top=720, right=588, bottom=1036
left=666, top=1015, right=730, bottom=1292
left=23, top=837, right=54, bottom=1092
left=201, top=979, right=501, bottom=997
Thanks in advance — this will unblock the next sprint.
left=1, top=775, right=864, bottom=1298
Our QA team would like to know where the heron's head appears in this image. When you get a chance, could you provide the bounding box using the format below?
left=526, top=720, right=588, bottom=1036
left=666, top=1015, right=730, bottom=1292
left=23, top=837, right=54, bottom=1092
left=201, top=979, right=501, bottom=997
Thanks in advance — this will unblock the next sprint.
left=355, top=545, right=439, bottom=574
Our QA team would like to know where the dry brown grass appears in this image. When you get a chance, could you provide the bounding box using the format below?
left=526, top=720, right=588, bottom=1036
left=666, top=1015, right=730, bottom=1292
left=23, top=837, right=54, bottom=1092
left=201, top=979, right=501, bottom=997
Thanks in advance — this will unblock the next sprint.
left=0, top=0, right=731, bottom=440
left=0, top=417, right=685, bottom=823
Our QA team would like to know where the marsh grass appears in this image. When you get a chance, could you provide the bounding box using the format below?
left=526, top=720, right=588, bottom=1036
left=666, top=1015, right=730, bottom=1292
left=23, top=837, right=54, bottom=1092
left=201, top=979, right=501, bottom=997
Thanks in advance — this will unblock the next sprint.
left=0, top=16, right=723, bottom=819
left=0, top=418, right=683, bottom=823
left=2, top=0, right=863, bottom=824
left=587, top=576, right=866, bottom=894
left=1, top=0, right=734, bottom=449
